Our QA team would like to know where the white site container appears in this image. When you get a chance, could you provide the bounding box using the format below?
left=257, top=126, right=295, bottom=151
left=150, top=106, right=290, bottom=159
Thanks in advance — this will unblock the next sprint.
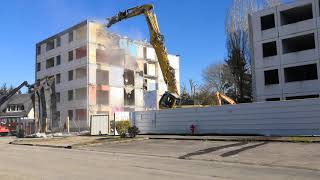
left=90, top=115, right=109, bottom=135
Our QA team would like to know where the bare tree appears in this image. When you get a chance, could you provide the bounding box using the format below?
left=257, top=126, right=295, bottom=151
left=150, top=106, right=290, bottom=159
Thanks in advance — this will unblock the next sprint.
left=202, top=62, right=234, bottom=95
left=224, top=0, right=256, bottom=103
left=0, top=83, right=7, bottom=96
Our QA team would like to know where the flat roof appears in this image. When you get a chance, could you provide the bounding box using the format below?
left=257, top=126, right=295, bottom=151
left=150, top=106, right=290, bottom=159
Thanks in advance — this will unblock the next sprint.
left=36, top=20, right=88, bottom=46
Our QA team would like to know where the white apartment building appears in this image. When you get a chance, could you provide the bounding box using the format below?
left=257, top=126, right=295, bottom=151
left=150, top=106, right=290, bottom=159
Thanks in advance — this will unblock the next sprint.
left=35, top=20, right=180, bottom=131
left=249, top=0, right=320, bottom=102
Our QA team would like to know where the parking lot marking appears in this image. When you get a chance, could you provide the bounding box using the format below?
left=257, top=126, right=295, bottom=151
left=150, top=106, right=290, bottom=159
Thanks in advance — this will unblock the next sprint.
left=178, top=142, right=247, bottom=159
left=220, top=142, right=268, bottom=157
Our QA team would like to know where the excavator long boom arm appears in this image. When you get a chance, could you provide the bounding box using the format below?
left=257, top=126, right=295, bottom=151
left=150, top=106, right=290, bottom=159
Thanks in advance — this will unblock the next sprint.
left=0, top=81, right=31, bottom=107
left=106, top=4, right=179, bottom=108
left=214, top=92, right=236, bottom=106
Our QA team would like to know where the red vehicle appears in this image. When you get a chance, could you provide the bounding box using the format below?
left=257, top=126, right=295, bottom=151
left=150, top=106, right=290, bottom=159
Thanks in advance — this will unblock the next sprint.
left=0, top=123, right=9, bottom=136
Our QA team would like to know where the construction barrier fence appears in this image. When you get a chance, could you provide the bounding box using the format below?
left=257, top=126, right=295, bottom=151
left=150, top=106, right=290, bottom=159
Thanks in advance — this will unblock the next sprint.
left=130, top=98, right=320, bottom=136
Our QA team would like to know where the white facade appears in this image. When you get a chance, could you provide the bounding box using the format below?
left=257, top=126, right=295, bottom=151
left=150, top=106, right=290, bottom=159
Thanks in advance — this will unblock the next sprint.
left=249, top=0, right=320, bottom=102
left=35, top=20, right=180, bottom=131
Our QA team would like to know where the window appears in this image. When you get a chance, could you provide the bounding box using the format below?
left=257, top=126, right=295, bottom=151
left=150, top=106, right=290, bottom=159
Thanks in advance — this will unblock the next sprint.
left=56, top=74, right=61, bottom=84
left=56, top=55, right=61, bottom=65
left=68, top=51, right=73, bottom=61
left=143, top=47, right=147, bottom=59
left=264, top=69, right=279, bottom=85
left=75, top=88, right=87, bottom=100
left=286, top=94, right=319, bottom=100
left=56, top=92, right=60, bottom=103
left=68, top=90, right=73, bottom=101
left=56, top=111, right=60, bottom=122
left=75, top=46, right=87, bottom=59
left=266, top=98, right=280, bottom=101
left=36, top=46, right=41, bottom=55
left=261, top=14, right=275, bottom=31
left=124, top=69, right=134, bottom=86
left=76, top=67, right=87, bottom=79
left=68, top=110, right=73, bottom=120
left=75, top=109, right=87, bottom=121
left=68, top=70, right=73, bottom=81
left=280, top=4, right=313, bottom=25
left=284, top=64, right=318, bottom=82
left=263, top=41, right=277, bottom=58
left=46, top=40, right=55, bottom=51
left=124, top=89, right=135, bottom=106
left=96, top=90, right=109, bottom=105
left=69, top=31, right=74, bottom=42
left=96, top=69, right=109, bottom=85
left=46, top=57, right=55, bottom=69
left=56, top=37, right=61, bottom=47
left=144, top=63, right=147, bottom=75
left=282, top=33, right=315, bottom=54
left=36, top=63, right=41, bottom=72
left=96, top=49, right=107, bottom=63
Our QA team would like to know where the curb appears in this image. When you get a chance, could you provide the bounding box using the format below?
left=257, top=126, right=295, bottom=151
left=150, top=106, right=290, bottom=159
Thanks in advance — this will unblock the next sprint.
left=9, top=142, right=72, bottom=149
left=8, top=137, right=149, bottom=149
left=146, top=137, right=320, bottom=143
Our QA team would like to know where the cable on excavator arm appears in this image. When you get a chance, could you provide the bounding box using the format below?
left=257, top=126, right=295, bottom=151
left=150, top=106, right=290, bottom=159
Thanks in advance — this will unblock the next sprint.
left=106, top=4, right=180, bottom=109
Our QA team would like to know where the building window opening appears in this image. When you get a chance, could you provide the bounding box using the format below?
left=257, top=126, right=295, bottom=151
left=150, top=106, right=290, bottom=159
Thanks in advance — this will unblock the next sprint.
left=36, top=46, right=41, bottom=55
left=69, top=31, right=74, bottom=42
left=261, top=14, right=275, bottom=31
left=280, top=4, right=313, bottom=25
left=56, top=92, right=60, bottom=103
left=68, top=51, right=74, bottom=61
left=282, top=33, right=315, bottom=54
left=56, top=55, right=61, bottom=65
left=56, top=37, right=61, bottom=47
left=46, top=40, right=55, bottom=51
left=96, top=49, right=108, bottom=64
left=96, top=90, right=109, bottom=105
left=46, top=57, right=55, bottom=69
left=284, top=64, right=318, bottom=82
left=264, top=69, right=279, bottom=85
left=266, top=98, right=281, bottom=101
left=124, top=89, right=135, bottom=106
left=263, top=41, right=277, bottom=58
left=76, top=67, right=87, bottom=80
left=286, top=94, right=319, bottom=100
left=68, top=70, right=73, bottom=81
left=76, top=46, right=87, bottom=59
left=124, top=69, right=134, bottom=86
left=96, top=69, right=109, bottom=85
left=68, top=90, right=73, bottom=101
left=36, top=63, right=41, bottom=72
left=56, top=74, right=61, bottom=84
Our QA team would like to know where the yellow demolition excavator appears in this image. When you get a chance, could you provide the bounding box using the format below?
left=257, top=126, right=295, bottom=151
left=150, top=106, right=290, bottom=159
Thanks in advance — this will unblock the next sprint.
left=106, top=4, right=236, bottom=108
left=106, top=4, right=179, bottom=109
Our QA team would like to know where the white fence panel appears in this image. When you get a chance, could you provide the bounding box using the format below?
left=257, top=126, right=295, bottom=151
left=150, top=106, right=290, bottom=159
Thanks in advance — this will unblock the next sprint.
left=131, top=99, right=320, bottom=136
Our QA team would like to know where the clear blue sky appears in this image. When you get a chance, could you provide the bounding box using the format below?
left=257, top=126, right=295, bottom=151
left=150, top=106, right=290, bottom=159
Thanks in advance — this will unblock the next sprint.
left=0, top=0, right=231, bottom=89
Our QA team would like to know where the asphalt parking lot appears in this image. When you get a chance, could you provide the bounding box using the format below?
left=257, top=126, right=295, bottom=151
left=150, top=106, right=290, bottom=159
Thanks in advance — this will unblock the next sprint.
left=78, top=139, right=320, bottom=171
left=2, top=136, right=320, bottom=179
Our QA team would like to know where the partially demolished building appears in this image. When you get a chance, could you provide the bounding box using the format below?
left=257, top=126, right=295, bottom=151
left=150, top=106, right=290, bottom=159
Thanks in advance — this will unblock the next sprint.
left=35, top=20, right=180, bottom=131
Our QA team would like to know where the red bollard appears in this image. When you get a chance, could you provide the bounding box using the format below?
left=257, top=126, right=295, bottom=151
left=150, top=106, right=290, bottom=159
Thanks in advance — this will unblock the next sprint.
left=190, top=124, right=196, bottom=135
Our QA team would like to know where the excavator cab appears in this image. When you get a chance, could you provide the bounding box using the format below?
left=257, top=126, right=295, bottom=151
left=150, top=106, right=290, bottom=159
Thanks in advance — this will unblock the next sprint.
left=159, top=92, right=180, bottom=109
